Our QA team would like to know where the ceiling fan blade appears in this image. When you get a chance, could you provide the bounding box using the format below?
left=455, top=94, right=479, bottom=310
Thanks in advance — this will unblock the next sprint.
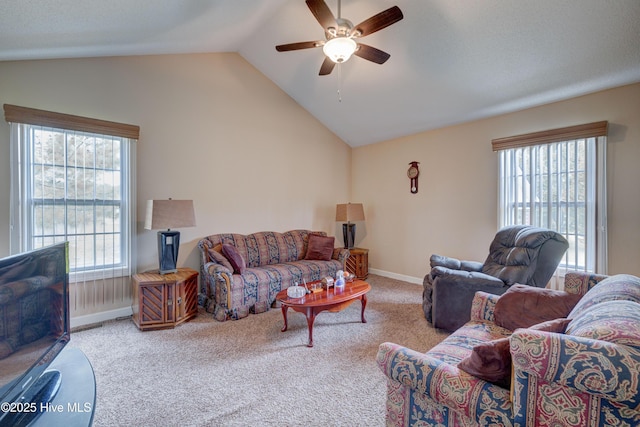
left=276, top=41, right=322, bottom=52
left=354, top=43, right=391, bottom=64
left=353, top=6, right=403, bottom=37
left=306, top=0, right=337, bottom=30
left=319, top=57, right=336, bottom=75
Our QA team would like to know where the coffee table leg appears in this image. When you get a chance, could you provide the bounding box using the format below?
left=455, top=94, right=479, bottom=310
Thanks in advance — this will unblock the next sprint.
left=281, top=305, right=289, bottom=332
left=361, top=294, right=368, bottom=323
left=305, top=307, right=316, bottom=348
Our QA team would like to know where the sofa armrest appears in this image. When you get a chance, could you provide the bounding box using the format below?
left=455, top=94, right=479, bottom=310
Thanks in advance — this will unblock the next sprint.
left=511, top=329, right=640, bottom=406
left=377, top=342, right=512, bottom=423
left=563, top=271, right=609, bottom=295
left=333, top=248, right=350, bottom=266
left=205, top=260, right=232, bottom=275
left=469, top=291, right=500, bottom=323
left=200, top=261, right=232, bottom=307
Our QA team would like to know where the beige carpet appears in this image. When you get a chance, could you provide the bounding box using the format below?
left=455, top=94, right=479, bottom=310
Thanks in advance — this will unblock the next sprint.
left=68, top=275, right=449, bottom=427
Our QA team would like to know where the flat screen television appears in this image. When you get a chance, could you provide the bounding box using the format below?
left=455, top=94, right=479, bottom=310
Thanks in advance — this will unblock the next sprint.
left=0, top=242, right=69, bottom=426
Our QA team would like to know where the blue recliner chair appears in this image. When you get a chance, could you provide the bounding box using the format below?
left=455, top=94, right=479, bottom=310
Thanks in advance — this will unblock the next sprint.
left=423, top=225, right=569, bottom=331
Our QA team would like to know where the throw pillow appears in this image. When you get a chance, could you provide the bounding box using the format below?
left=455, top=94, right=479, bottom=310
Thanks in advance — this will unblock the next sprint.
left=457, top=318, right=571, bottom=388
left=207, top=244, right=234, bottom=272
left=458, top=337, right=511, bottom=388
left=304, top=234, right=335, bottom=261
left=494, top=284, right=582, bottom=331
left=221, top=244, right=246, bottom=274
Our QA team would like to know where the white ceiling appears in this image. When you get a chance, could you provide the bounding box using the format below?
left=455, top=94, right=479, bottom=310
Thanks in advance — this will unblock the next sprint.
left=1, top=0, right=639, bottom=147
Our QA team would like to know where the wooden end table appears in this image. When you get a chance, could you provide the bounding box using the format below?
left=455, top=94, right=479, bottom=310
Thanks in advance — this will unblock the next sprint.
left=132, top=268, right=198, bottom=331
left=276, top=279, right=371, bottom=347
left=346, top=247, right=369, bottom=279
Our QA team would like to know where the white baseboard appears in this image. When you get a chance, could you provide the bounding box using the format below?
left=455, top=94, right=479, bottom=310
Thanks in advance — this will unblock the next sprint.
left=71, top=307, right=133, bottom=329
left=370, top=268, right=423, bottom=285
left=68, top=270, right=424, bottom=328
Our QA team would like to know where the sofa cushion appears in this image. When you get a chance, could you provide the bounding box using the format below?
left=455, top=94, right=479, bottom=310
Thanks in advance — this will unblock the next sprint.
left=222, top=244, right=246, bottom=274
left=568, top=274, right=640, bottom=318
left=566, top=300, right=640, bottom=349
left=493, top=284, right=582, bottom=330
left=457, top=318, right=570, bottom=387
left=304, top=234, right=334, bottom=261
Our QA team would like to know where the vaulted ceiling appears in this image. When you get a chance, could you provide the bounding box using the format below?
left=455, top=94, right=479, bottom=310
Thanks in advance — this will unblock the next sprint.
left=2, top=0, right=639, bottom=147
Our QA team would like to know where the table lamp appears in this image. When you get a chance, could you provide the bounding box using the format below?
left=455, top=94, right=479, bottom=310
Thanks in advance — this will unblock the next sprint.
left=335, top=203, right=365, bottom=249
left=145, top=199, right=196, bottom=274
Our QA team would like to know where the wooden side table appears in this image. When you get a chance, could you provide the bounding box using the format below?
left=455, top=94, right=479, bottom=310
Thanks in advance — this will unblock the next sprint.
left=132, top=267, right=198, bottom=331
left=346, top=247, right=369, bottom=280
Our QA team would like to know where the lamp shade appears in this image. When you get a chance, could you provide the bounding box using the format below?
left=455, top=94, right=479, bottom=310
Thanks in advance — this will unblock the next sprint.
left=145, top=200, right=196, bottom=230
left=335, top=203, right=365, bottom=222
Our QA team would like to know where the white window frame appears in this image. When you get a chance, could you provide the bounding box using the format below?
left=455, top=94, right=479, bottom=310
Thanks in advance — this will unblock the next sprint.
left=493, top=122, right=608, bottom=274
left=5, top=105, right=138, bottom=282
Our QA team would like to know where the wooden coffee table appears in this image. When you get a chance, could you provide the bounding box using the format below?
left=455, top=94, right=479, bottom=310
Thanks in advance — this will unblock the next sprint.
left=276, top=279, right=371, bottom=347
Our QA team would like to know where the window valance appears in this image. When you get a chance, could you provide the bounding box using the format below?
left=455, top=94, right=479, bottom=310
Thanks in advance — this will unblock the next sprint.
left=3, top=104, right=139, bottom=139
left=491, top=121, right=608, bottom=151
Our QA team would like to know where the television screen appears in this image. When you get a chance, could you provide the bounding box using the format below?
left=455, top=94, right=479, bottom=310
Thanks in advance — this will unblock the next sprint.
left=0, top=242, right=70, bottom=422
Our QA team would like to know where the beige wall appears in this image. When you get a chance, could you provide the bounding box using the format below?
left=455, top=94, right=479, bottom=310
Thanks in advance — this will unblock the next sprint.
left=1, top=54, right=638, bottom=321
left=353, top=83, right=640, bottom=281
left=0, top=53, right=351, bottom=321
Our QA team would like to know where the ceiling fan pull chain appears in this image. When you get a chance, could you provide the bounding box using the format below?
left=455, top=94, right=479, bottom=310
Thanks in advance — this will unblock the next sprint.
left=337, top=63, right=342, bottom=102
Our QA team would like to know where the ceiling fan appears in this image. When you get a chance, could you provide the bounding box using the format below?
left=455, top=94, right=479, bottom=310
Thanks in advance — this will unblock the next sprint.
left=275, top=0, right=403, bottom=76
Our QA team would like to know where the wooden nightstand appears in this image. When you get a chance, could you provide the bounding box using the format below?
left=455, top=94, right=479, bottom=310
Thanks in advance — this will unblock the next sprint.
left=132, top=267, right=198, bottom=331
left=346, top=248, right=369, bottom=280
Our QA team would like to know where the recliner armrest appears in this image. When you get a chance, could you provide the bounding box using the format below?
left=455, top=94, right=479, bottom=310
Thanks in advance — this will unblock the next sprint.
left=430, top=266, right=505, bottom=288
left=430, top=254, right=461, bottom=269
left=460, top=260, right=484, bottom=272
left=430, top=254, right=482, bottom=272
left=430, top=268, right=507, bottom=330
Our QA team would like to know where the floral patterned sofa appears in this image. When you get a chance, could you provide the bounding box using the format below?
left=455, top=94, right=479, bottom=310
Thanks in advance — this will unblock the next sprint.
left=377, top=271, right=640, bottom=426
left=198, top=230, right=349, bottom=321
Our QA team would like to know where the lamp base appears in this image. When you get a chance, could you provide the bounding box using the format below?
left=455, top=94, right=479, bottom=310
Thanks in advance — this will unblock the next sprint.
left=342, top=223, right=356, bottom=249
left=157, top=230, right=180, bottom=274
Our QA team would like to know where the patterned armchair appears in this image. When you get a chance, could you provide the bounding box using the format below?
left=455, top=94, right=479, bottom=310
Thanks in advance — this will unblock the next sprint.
left=377, top=272, right=640, bottom=426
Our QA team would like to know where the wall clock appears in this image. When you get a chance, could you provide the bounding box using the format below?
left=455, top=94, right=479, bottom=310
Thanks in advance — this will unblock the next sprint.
left=407, top=161, right=420, bottom=194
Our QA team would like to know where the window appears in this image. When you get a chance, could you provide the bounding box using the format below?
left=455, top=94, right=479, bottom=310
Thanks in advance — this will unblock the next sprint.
left=492, top=121, right=608, bottom=274
left=4, top=104, right=139, bottom=281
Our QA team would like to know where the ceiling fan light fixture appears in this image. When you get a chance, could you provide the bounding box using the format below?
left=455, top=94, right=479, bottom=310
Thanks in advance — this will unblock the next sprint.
left=323, top=37, right=357, bottom=63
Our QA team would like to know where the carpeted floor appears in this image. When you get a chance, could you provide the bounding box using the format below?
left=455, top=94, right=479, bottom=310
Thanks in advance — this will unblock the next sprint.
left=68, top=275, right=449, bottom=427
